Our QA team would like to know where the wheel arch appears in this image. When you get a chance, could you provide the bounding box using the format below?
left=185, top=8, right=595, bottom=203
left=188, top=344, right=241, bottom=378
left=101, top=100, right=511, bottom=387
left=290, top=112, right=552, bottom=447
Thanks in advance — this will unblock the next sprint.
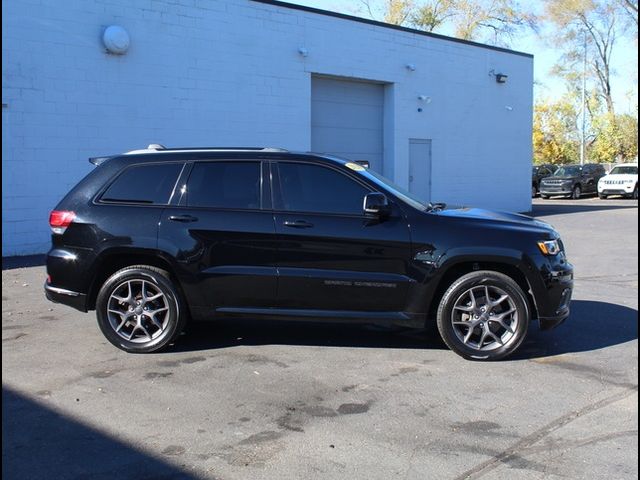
left=86, top=249, right=187, bottom=312
left=425, top=258, right=538, bottom=324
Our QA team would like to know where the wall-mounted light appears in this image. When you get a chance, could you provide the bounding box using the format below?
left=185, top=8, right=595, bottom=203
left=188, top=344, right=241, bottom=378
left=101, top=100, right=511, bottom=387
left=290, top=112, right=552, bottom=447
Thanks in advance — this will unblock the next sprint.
left=298, top=47, right=309, bottom=57
left=505, top=105, right=513, bottom=111
left=102, top=25, right=130, bottom=55
left=495, top=73, right=508, bottom=84
left=417, top=95, right=431, bottom=103
left=406, top=63, right=416, bottom=71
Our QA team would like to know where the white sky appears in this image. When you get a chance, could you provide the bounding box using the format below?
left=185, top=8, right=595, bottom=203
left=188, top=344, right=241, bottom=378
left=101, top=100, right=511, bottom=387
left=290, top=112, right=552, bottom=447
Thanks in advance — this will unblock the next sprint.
left=286, top=0, right=638, bottom=114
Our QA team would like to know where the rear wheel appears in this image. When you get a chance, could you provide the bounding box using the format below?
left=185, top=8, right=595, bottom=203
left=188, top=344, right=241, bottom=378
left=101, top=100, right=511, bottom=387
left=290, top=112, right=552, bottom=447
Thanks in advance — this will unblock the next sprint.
left=531, top=185, right=537, bottom=198
left=436, top=271, right=530, bottom=361
left=598, top=193, right=607, bottom=199
left=96, top=265, right=186, bottom=353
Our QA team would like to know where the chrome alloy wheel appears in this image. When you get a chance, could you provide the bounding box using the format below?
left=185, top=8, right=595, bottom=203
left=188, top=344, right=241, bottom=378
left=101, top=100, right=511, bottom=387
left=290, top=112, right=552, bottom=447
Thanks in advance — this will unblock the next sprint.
left=451, top=285, right=518, bottom=351
left=106, top=279, right=170, bottom=343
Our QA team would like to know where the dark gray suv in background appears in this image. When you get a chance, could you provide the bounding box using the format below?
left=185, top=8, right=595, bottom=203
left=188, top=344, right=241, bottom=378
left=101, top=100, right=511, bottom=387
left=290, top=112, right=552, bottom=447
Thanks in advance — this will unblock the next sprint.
left=539, top=163, right=606, bottom=199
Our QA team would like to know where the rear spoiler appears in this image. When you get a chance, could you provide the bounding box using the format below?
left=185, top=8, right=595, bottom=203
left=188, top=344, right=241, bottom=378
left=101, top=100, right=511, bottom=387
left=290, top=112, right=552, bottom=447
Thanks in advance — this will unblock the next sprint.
left=89, top=155, right=114, bottom=166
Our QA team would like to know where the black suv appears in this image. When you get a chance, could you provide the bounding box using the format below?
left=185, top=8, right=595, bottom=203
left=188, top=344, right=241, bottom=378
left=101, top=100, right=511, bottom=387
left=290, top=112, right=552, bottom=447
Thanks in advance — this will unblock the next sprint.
left=539, top=163, right=606, bottom=199
left=45, top=146, right=573, bottom=360
left=532, top=164, right=556, bottom=197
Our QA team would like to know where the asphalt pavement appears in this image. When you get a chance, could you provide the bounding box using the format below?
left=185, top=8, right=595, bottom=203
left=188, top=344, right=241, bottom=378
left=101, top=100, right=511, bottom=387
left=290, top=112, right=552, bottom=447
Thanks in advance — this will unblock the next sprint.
left=2, top=196, right=638, bottom=480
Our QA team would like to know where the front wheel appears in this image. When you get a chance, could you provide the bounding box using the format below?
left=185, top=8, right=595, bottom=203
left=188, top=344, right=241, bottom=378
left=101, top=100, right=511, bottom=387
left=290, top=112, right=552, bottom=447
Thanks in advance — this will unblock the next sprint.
left=96, top=265, right=187, bottom=353
left=571, top=185, right=581, bottom=200
left=540, top=194, right=549, bottom=199
left=531, top=185, right=537, bottom=198
left=633, top=187, right=638, bottom=200
left=436, top=271, right=530, bottom=361
left=598, top=193, right=607, bottom=199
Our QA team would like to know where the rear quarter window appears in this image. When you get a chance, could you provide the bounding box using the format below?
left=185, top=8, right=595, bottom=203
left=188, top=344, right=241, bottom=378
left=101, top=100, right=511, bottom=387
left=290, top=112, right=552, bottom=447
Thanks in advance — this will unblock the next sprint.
left=100, top=163, right=183, bottom=204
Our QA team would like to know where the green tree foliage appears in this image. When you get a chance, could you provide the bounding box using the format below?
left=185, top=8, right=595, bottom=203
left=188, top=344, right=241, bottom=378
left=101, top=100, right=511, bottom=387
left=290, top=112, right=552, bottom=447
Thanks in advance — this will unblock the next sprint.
left=533, top=97, right=581, bottom=164
left=590, top=112, right=639, bottom=161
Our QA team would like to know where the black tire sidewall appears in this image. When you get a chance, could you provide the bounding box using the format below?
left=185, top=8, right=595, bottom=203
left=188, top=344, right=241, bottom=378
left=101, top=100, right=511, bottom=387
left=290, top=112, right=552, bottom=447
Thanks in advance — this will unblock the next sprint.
left=96, top=268, right=183, bottom=353
left=437, top=271, right=530, bottom=361
left=573, top=186, right=581, bottom=199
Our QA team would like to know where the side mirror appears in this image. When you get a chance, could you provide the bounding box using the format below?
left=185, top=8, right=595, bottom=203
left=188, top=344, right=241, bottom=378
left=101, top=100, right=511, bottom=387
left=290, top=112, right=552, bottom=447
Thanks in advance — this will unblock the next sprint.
left=363, top=192, right=391, bottom=217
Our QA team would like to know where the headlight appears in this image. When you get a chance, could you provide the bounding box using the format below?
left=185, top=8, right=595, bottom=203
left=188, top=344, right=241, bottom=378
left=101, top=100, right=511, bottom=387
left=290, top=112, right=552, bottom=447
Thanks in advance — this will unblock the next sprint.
left=538, top=239, right=561, bottom=256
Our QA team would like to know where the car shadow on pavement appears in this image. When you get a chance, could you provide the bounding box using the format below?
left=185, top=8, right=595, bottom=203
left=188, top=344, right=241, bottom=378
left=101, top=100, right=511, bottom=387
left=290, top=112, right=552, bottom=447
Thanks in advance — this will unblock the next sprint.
left=2, top=386, right=199, bottom=480
left=513, top=299, right=638, bottom=360
left=171, top=319, right=448, bottom=353
left=531, top=202, right=637, bottom=217
left=170, top=300, right=637, bottom=359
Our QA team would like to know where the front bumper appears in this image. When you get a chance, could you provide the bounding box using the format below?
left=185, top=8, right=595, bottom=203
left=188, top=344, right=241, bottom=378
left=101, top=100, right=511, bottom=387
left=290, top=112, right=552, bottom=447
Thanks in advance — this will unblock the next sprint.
left=44, top=281, right=88, bottom=312
left=540, top=185, right=573, bottom=196
left=598, top=186, right=635, bottom=196
left=536, top=265, right=573, bottom=330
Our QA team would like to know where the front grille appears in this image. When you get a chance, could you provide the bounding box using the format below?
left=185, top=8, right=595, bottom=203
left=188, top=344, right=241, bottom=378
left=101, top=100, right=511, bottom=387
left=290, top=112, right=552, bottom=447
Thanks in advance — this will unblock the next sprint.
left=604, top=179, right=626, bottom=185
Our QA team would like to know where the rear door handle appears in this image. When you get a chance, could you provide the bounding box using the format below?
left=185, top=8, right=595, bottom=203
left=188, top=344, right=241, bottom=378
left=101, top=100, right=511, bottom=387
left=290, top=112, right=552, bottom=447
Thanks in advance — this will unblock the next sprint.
left=169, top=214, right=198, bottom=223
left=283, top=220, right=314, bottom=228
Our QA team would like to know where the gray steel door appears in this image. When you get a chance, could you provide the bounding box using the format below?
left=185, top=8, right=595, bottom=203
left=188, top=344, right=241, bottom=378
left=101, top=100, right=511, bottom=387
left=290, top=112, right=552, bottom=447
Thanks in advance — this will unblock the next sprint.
left=311, top=76, right=384, bottom=172
left=408, top=138, right=432, bottom=202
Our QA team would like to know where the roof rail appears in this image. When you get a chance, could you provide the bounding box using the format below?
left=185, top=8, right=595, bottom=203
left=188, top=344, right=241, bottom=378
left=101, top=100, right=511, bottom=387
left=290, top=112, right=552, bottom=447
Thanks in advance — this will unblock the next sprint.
left=124, top=146, right=290, bottom=155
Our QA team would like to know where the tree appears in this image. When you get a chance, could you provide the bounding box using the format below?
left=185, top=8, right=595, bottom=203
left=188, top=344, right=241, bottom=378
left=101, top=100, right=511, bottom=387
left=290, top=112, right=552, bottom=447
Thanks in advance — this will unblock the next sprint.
left=533, top=96, right=582, bottom=165
left=357, top=0, right=537, bottom=46
left=545, top=0, right=621, bottom=115
left=590, top=112, right=639, bottom=161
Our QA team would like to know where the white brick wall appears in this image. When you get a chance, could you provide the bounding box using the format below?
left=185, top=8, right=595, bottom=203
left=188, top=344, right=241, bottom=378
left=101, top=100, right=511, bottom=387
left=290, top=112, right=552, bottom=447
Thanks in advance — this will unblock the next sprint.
left=2, top=0, right=533, bottom=256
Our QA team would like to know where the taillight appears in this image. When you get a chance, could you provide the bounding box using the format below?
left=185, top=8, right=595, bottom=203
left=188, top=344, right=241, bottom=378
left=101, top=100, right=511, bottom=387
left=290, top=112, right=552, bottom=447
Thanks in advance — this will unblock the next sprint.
left=49, top=210, right=76, bottom=234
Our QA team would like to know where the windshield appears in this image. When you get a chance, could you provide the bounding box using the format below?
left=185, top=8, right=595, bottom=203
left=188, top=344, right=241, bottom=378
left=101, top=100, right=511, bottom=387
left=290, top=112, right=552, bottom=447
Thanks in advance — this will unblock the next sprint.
left=610, top=166, right=638, bottom=175
left=553, top=166, right=581, bottom=177
left=361, top=169, right=429, bottom=210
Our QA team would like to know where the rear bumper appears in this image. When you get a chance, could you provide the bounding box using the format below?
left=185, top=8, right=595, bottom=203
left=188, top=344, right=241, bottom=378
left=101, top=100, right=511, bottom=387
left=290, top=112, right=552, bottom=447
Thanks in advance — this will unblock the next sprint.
left=44, top=282, right=88, bottom=312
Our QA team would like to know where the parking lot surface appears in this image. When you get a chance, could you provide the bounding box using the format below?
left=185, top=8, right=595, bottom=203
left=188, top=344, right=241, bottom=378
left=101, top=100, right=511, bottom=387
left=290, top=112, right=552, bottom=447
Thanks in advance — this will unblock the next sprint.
left=2, top=197, right=638, bottom=480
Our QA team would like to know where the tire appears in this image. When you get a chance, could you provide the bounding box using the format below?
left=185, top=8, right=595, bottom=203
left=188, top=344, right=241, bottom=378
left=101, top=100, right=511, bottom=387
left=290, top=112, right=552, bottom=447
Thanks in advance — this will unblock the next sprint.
left=633, top=186, right=638, bottom=200
left=571, top=185, right=581, bottom=200
left=540, top=194, right=549, bottom=199
left=598, top=193, right=607, bottom=199
left=96, top=265, right=187, bottom=353
left=531, top=185, right=537, bottom=198
left=436, top=271, right=530, bottom=361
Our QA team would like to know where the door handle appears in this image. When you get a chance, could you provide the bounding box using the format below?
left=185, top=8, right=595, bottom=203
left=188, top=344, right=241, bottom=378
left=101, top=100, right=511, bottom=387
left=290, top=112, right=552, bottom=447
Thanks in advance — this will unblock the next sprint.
left=283, top=220, right=314, bottom=228
left=168, top=214, right=198, bottom=223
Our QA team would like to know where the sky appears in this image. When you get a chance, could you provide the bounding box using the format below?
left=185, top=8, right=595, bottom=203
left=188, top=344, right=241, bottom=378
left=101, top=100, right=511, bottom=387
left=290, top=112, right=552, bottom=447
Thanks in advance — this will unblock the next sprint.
left=285, top=0, right=638, bottom=114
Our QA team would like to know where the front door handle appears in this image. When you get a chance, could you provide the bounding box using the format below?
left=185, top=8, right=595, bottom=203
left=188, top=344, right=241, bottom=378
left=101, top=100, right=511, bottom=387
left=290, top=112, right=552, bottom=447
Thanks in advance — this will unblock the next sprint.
left=283, top=220, right=314, bottom=228
left=169, top=214, right=198, bottom=223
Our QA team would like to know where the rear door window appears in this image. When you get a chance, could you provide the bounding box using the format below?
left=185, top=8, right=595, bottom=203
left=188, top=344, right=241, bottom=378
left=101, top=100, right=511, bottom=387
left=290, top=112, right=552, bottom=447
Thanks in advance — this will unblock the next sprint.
left=101, top=163, right=183, bottom=204
left=186, top=161, right=261, bottom=209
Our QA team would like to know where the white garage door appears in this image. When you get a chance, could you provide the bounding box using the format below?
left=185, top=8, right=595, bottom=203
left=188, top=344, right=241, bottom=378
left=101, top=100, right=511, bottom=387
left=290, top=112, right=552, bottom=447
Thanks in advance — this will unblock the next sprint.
left=311, top=76, right=384, bottom=172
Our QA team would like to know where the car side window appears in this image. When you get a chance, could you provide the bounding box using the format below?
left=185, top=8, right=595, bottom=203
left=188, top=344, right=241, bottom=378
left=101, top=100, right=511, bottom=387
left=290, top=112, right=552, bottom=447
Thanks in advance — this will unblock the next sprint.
left=277, top=162, right=370, bottom=215
left=186, top=161, right=261, bottom=209
left=101, top=163, right=183, bottom=204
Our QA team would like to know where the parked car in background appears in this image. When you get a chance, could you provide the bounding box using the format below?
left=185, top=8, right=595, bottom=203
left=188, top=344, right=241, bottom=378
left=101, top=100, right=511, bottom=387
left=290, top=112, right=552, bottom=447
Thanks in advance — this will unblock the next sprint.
left=532, top=164, right=557, bottom=197
left=44, top=145, right=573, bottom=361
left=539, top=163, right=606, bottom=199
left=598, top=163, right=638, bottom=199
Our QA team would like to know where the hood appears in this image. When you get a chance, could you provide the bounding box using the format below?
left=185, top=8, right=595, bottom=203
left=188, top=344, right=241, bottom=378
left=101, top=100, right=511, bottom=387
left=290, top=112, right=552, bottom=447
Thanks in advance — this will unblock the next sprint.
left=542, top=175, right=577, bottom=181
left=601, top=173, right=637, bottom=181
left=435, top=207, right=556, bottom=235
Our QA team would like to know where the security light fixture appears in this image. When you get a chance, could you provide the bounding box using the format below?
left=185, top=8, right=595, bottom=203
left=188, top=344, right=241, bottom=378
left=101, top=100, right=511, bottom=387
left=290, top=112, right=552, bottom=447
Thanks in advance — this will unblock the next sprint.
left=417, top=95, right=431, bottom=103
left=102, top=25, right=130, bottom=55
left=298, top=47, right=309, bottom=57
left=495, top=73, right=508, bottom=84
left=406, top=63, right=416, bottom=71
